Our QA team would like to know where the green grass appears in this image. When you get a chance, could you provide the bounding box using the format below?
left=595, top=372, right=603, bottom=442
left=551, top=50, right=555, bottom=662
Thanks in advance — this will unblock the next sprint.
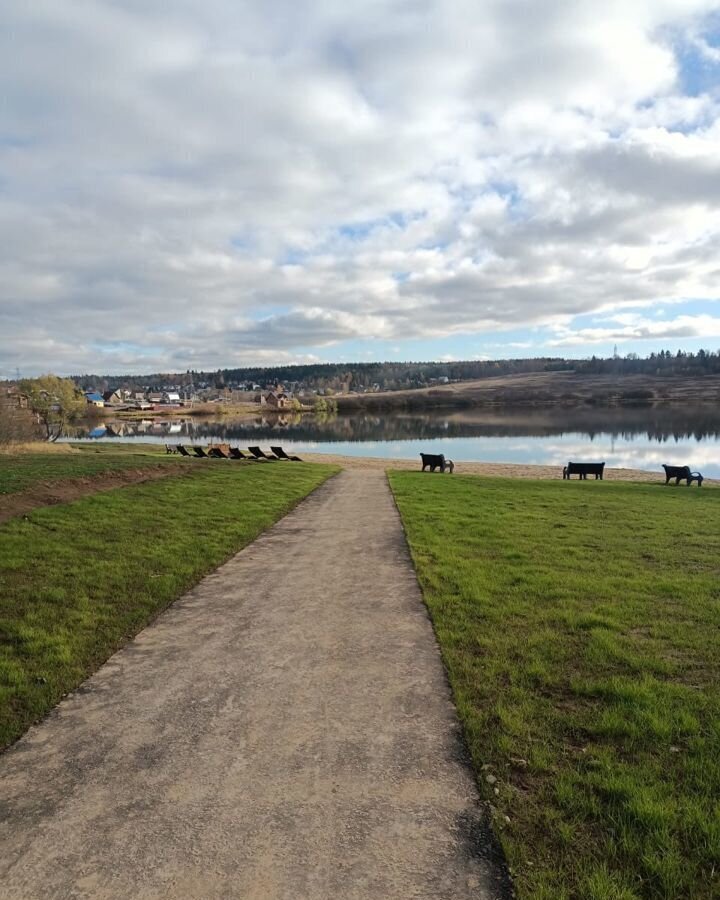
left=0, top=462, right=337, bottom=749
left=0, top=444, right=180, bottom=495
left=389, top=473, right=720, bottom=900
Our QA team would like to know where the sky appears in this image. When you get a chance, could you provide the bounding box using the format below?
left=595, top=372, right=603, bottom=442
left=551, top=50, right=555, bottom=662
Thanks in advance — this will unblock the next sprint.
left=2, top=0, right=720, bottom=377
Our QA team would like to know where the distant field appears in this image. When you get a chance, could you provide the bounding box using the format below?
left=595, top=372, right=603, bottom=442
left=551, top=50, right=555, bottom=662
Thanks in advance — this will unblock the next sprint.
left=0, top=461, right=337, bottom=749
left=337, top=371, right=720, bottom=410
left=390, top=472, right=720, bottom=900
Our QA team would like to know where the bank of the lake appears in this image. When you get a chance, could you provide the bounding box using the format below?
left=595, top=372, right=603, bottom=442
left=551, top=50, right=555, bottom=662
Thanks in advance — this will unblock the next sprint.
left=65, top=402, right=720, bottom=479
left=90, top=401, right=265, bottom=420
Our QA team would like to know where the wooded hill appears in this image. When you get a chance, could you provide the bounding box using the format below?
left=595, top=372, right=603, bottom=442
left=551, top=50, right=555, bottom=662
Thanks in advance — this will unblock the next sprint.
left=72, top=348, right=720, bottom=394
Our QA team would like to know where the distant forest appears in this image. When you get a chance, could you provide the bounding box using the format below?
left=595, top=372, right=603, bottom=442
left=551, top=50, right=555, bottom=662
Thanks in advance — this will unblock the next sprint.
left=74, top=348, right=720, bottom=393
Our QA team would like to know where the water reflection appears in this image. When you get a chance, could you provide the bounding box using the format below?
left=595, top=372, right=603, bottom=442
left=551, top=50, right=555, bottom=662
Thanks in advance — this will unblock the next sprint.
left=64, top=406, right=720, bottom=477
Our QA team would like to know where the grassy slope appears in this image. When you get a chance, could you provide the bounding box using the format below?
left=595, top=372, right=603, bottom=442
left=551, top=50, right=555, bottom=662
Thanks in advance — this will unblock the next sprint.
left=0, top=462, right=336, bottom=749
left=0, top=445, right=180, bottom=495
left=389, top=472, right=720, bottom=900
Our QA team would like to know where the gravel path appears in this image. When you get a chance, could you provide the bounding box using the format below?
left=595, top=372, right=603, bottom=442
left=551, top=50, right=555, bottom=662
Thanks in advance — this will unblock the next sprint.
left=0, top=469, right=511, bottom=900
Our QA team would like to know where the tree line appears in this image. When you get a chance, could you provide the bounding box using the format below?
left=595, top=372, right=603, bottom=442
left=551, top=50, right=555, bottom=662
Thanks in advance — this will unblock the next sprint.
left=73, top=348, right=720, bottom=393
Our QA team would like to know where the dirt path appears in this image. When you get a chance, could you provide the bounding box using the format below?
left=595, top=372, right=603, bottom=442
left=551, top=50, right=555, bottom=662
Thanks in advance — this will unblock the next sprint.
left=0, top=470, right=510, bottom=900
left=0, top=465, right=195, bottom=525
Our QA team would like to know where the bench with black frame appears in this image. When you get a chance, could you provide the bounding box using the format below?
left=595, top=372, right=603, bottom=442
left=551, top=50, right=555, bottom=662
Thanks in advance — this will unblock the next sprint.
left=420, top=452, right=454, bottom=473
left=563, top=461, right=605, bottom=480
left=662, top=464, right=703, bottom=486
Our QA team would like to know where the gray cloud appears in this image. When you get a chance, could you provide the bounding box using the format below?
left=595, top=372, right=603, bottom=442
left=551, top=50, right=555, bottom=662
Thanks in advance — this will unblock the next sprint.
left=1, top=1, right=720, bottom=375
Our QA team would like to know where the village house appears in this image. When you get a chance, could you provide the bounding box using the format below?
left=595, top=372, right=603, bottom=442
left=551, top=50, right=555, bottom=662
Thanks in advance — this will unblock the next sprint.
left=102, top=390, right=123, bottom=404
left=8, top=388, right=29, bottom=409
left=265, top=391, right=290, bottom=409
left=85, top=392, right=105, bottom=407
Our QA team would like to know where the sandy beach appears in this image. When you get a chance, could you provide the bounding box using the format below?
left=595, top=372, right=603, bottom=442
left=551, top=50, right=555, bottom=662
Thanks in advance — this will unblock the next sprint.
left=298, top=452, right=674, bottom=483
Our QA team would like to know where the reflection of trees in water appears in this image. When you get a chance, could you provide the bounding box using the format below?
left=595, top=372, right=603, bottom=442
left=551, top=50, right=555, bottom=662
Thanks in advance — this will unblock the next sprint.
left=71, top=405, right=720, bottom=443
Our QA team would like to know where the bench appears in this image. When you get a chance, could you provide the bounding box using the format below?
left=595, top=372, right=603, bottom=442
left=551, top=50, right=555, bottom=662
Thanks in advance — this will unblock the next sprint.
left=420, top=452, right=454, bottom=473
left=563, top=461, right=605, bottom=480
left=662, top=464, right=703, bottom=486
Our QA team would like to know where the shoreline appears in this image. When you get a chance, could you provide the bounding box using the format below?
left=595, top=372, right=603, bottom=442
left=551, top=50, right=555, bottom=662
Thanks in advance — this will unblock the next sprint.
left=4, top=442, right=714, bottom=483
left=297, top=452, right=675, bottom=482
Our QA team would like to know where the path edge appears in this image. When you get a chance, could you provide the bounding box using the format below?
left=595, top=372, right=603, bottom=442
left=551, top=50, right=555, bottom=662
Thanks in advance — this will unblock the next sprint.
left=0, top=465, right=342, bottom=757
left=384, top=467, right=516, bottom=899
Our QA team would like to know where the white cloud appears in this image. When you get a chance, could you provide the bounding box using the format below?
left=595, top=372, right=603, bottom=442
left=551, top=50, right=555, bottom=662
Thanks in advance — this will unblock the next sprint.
left=549, top=313, right=720, bottom=345
left=1, top=1, right=720, bottom=373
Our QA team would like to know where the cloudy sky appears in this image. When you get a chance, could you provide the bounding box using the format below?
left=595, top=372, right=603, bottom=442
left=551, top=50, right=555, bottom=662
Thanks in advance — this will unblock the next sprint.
left=2, top=1, right=720, bottom=376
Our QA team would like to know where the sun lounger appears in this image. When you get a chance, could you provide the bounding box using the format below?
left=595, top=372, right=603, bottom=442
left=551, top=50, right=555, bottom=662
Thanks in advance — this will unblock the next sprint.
left=176, top=444, right=192, bottom=457
left=208, top=447, right=229, bottom=459
left=270, top=446, right=302, bottom=461
left=248, top=446, right=277, bottom=461
left=229, top=447, right=253, bottom=460
left=192, top=446, right=209, bottom=458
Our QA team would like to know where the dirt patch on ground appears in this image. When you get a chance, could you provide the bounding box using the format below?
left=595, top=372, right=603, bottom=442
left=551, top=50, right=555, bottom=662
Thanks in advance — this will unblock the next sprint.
left=0, top=465, right=194, bottom=525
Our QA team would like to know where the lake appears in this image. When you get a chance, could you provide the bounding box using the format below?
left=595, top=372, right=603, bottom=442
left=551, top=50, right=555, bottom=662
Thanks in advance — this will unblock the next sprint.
left=64, top=404, right=720, bottom=478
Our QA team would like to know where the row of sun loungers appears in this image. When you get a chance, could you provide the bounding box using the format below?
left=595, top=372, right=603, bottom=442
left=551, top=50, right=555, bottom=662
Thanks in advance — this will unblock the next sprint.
left=171, top=444, right=302, bottom=462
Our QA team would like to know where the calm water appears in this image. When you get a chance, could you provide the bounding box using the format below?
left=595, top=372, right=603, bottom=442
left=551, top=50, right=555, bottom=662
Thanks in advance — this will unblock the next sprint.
left=64, top=405, right=720, bottom=478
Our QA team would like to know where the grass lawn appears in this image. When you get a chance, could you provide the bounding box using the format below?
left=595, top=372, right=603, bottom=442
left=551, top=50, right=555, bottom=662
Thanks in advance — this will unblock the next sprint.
left=389, top=472, right=720, bottom=900
left=0, top=462, right=337, bottom=749
left=0, top=443, right=180, bottom=495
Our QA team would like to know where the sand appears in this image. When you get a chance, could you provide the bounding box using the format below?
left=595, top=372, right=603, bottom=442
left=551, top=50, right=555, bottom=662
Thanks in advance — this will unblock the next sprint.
left=298, top=452, right=670, bottom=483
